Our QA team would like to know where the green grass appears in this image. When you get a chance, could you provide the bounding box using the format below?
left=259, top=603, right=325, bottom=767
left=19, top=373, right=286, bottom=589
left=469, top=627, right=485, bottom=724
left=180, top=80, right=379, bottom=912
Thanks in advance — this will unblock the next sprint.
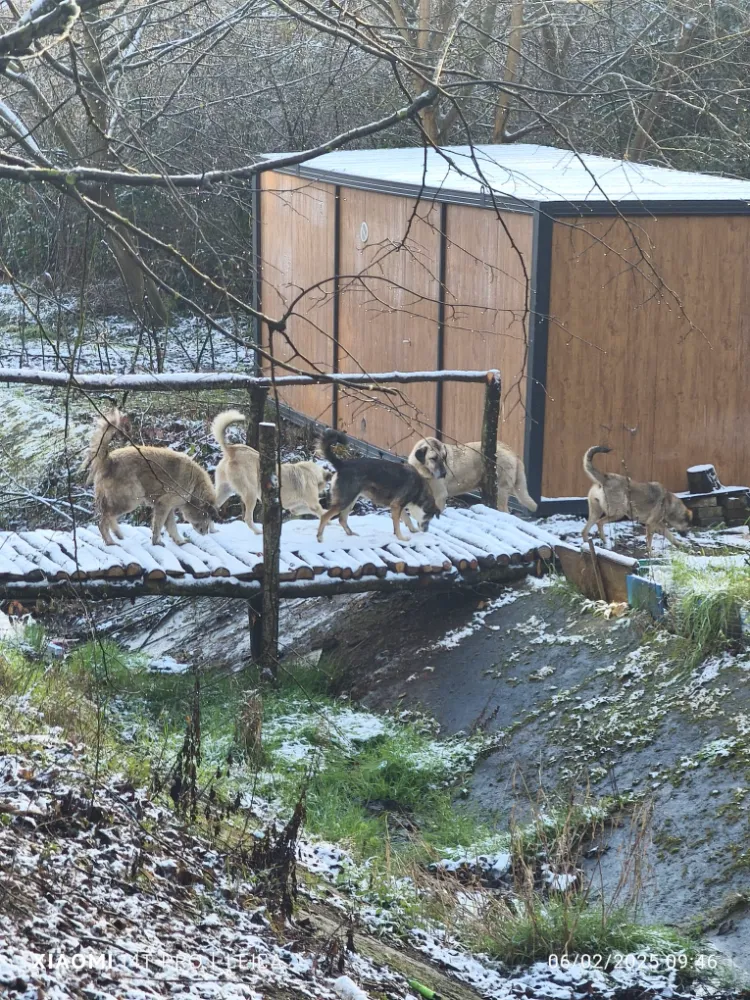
left=0, top=628, right=494, bottom=867
left=300, top=730, right=486, bottom=859
left=669, top=555, right=750, bottom=666
left=471, top=898, right=698, bottom=970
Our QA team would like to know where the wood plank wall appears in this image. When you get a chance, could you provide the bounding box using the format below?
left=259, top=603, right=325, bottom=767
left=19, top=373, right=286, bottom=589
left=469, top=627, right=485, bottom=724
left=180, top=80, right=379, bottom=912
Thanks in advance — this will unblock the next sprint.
left=544, top=215, right=750, bottom=498
left=259, top=172, right=336, bottom=423
left=337, top=189, right=440, bottom=453
left=442, top=206, right=532, bottom=458
left=260, top=171, right=533, bottom=459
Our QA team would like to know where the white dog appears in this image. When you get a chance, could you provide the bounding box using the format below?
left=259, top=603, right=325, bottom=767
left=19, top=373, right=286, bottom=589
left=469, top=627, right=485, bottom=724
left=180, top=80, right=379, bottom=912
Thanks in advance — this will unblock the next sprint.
left=212, top=410, right=331, bottom=533
left=407, top=436, right=537, bottom=516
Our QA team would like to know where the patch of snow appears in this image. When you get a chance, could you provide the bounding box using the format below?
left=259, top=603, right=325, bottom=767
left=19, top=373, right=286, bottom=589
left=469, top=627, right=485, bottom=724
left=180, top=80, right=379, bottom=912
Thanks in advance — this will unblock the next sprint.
left=422, top=579, right=544, bottom=652
left=333, top=976, right=369, bottom=999
left=148, top=654, right=190, bottom=673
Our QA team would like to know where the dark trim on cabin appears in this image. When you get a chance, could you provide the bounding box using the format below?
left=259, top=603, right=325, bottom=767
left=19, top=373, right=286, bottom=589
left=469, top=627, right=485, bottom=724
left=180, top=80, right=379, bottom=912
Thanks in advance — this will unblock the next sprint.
left=331, top=185, right=341, bottom=428
left=269, top=164, right=750, bottom=219
left=524, top=209, right=553, bottom=506
left=537, top=497, right=589, bottom=518
left=435, top=201, right=448, bottom=440
left=251, top=173, right=263, bottom=376
left=544, top=199, right=750, bottom=217
left=272, top=164, right=537, bottom=215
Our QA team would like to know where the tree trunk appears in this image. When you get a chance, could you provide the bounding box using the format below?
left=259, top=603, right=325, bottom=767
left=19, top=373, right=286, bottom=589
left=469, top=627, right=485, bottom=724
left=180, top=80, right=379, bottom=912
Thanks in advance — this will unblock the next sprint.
left=625, top=19, right=699, bottom=162
left=492, top=0, right=524, bottom=142
left=83, top=15, right=169, bottom=327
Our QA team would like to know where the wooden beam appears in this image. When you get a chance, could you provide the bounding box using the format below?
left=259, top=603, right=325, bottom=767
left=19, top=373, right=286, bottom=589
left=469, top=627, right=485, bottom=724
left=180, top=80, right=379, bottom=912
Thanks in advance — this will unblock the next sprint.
left=480, top=371, right=502, bottom=508
left=0, top=565, right=531, bottom=602
left=0, top=368, right=499, bottom=392
left=259, top=421, right=281, bottom=675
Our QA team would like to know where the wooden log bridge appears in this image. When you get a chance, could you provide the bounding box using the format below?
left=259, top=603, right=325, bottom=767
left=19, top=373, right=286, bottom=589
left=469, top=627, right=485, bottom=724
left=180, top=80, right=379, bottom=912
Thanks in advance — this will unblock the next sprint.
left=0, top=509, right=554, bottom=591
left=0, top=508, right=555, bottom=654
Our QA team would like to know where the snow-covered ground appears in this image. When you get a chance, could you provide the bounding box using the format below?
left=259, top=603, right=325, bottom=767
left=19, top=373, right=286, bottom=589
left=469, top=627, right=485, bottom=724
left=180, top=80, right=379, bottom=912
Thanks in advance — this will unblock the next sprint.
left=0, top=690, right=718, bottom=1000
left=0, top=286, right=254, bottom=375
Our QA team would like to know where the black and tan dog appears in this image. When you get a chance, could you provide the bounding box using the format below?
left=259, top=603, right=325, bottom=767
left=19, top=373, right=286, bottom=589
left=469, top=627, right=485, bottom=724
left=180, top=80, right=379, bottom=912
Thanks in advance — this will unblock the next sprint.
left=582, top=445, right=692, bottom=551
left=316, top=429, right=441, bottom=542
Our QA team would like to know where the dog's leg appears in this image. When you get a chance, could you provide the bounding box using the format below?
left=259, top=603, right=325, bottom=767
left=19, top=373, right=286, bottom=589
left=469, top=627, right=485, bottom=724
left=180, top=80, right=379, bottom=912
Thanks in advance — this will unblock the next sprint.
left=596, top=516, right=609, bottom=548
left=99, top=516, right=116, bottom=546
left=391, top=504, right=410, bottom=542
left=582, top=515, right=597, bottom=543
left=645, top=525, right=655, bottom=557
left=583, top=495, right=604, bottom=543
left=662, top=527, right=680, bottom=547
left=317, top=507, right=340, bottom=542
left=497, top=489, right=510, bottom=514
left=338, top=502, right=357, bottom=536
left=164, top=508, right=188, bottom=546
left=242, top=489, right=262, bottom=534
left=151, top=502, right=176, bottom=546
left=215, top=479, right=234, bottom=508
left=401, top=507, right=419, bottom=533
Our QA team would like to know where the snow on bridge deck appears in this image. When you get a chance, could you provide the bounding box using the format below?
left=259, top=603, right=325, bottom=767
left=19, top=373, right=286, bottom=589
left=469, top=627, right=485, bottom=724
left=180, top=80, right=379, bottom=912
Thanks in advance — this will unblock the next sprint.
left=0, top=506, right=556, bottom=598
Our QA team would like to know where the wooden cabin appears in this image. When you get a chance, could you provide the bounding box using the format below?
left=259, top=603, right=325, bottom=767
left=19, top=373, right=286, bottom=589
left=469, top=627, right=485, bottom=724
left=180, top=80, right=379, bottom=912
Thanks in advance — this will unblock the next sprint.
left=254, top=144, right=750, bottom=512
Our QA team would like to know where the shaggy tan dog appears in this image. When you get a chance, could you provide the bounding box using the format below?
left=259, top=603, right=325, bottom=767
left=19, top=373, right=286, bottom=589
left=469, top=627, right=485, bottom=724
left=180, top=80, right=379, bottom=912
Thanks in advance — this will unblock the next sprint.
left=212, top=410, right=331, bottom=533
left=406, top=436, right=537, bottom=517
left=82, top=410, right=217, bottom=546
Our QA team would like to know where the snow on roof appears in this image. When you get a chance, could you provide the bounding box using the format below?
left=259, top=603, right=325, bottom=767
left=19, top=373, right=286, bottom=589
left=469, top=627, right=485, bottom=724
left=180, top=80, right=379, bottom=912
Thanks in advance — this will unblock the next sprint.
left=262, top=143, right=750, bottom=207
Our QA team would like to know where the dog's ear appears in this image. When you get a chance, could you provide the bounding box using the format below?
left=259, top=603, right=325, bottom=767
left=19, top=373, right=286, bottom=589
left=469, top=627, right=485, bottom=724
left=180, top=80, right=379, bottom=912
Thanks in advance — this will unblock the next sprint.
left=207, top=504, right=219, bottom=520
left=415, top=446, right=427, bottom=465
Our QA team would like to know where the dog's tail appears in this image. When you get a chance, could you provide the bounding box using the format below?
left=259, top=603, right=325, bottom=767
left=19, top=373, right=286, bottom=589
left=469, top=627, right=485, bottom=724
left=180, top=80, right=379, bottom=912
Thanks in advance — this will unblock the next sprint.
left=583, top=445, right=611, bottom=485
left=80, top=409, right=126, bottom=484
left=316, top=428, right=347, bottom=471
left=211, top=409, right=246, bottom=454
left=514, top=460, right=538, bottom=512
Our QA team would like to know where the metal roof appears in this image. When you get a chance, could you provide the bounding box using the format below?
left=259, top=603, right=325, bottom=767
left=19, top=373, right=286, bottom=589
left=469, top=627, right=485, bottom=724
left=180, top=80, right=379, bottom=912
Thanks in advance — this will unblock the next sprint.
left=262, top=143, right=750, bottom=210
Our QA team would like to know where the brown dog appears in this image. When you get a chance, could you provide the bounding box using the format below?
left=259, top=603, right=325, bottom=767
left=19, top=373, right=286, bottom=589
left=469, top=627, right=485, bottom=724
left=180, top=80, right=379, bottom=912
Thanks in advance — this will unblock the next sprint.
left=82, top=410, right=217, bottom=546
left=582, top=446, right=692, bottom=551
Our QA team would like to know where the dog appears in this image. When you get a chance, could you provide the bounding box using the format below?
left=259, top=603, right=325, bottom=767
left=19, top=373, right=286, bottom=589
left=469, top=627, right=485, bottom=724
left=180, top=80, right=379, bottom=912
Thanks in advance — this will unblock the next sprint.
left=407, top=436, right=537, bottom=515
left=212, top=410, right=332, bottom=533
left=82, top=409, right=217, bottom=546
left=315, top=429, right=440, bottom=542
left=582, top=445, right=692, bottom=551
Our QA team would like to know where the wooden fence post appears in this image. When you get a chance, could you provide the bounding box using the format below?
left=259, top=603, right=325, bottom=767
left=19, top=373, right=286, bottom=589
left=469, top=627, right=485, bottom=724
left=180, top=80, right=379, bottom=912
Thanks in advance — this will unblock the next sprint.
left=248, top=594, right=263, bottom=663
left=259, top=421, right=281, bottom=675
left=247, top=386, right=269, bottom=450
left=480, top=370, right=502, bottom=508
